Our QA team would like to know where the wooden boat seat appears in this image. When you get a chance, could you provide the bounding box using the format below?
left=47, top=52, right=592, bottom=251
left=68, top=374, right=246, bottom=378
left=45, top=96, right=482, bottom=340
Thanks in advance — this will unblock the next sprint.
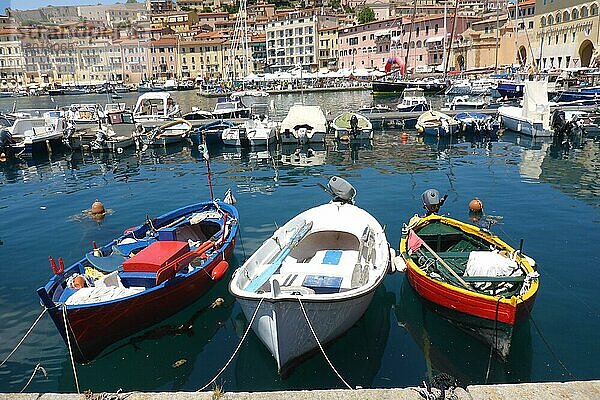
left=462, top=275, right=525, bottom=283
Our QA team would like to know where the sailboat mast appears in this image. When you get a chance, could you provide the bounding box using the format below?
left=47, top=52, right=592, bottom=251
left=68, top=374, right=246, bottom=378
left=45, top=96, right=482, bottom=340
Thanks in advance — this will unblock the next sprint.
left=494, top=0, right=499, bottom=72
left=403, top=0, right=418, bottom=77
left=443, top=0, right=459, bottom=78
left=442, top=2, right=447, bottom=79
left=514, top=0, right=520, bottom=67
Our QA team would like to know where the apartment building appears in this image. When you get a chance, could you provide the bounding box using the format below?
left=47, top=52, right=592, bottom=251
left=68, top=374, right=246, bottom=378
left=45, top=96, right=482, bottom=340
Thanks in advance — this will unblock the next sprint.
left=0, top=28, right=25, bottom=84
left=266, top=10, right=338, bottom=70
left=318, top=27, right=338, bottom=70
left=150, top=11, right=200, bottom=32
left=119, top=39, right=150, bottom=83
left=338, top=18, right=400, bottom=70
left=148, top=36, right=178, bottom=79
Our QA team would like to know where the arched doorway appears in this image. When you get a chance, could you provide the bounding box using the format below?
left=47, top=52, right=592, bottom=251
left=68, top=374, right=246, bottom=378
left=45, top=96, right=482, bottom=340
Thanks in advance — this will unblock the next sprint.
left=579, top=40, right=594, bottom=67
left=456, top=54, right=465, bottom=70
left=518, top=46, right=527, bottom=66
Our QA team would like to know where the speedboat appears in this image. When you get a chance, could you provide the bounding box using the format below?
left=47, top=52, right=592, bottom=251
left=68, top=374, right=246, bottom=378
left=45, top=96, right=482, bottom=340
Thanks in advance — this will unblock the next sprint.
left=445, top=80, right=472, bottom=95
left=331, top=112, right=373, bottom=140
left=0, top=110, right=67, bottom=157
left=399, top=189, right=539, bottom=358
left=189, top=120, right=236, bottom=145
left=212, top=97, right=250, bottom=119
left=396, top=88, right=430, bottom=129
left=279, top=104, right=328, bottom=144
left=444, top=96, right=487, bottom=111
left=133, top=92, right=192, bottom=145
left=498, top=81, right=552, bottom=137
left=229, top=177, right=390, bottom=372
left=89, top=110, right=138, bottom=152
left=221, top=116, right=278, bottom=147
left=415, top=110, right=460, bottom=136
left=183, top=107, right=213, bottom=122
left=38, top=199, right=239, bottom=363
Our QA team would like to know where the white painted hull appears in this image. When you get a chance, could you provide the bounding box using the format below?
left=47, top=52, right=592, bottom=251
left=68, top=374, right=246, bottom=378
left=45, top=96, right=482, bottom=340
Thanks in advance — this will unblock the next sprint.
left=237, top=289, right=375, bottom=371
left=499, top=107, right=552, bottom=137
left=279, top=130, right=326, bottom=144
left=230, top=201, right=390, bottom=372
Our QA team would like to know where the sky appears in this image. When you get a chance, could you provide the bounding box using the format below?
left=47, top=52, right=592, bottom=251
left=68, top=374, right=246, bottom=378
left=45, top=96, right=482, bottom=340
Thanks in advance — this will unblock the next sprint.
left=3, top=0, right=135, bottom=12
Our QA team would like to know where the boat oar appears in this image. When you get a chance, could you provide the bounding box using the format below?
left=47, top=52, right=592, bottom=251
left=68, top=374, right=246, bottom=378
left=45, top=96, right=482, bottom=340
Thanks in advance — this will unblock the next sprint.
left=410, top=230, right=472, bottom=290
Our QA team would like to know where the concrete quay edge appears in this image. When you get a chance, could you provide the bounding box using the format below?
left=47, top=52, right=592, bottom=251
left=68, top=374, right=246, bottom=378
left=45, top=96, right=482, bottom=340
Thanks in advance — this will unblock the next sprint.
left=1, top=380, right=598, bottom=400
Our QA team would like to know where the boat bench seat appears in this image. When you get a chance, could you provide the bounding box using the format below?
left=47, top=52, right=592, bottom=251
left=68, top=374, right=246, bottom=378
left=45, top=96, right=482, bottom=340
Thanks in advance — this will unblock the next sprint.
left=462, top=275, right=525, bottom=283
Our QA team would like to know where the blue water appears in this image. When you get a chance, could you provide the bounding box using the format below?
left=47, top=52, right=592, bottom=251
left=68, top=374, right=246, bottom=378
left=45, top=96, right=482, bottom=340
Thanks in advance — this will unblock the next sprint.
left=0, top=91, right=599, bottom=393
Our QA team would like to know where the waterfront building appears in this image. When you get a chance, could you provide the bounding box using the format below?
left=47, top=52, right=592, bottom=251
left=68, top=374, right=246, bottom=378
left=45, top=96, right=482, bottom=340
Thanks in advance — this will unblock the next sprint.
left=265, top=9, right=338, bottom=71
left=196, top=12, right=230, bottom=29
left=337, top=18, right=399, bottom=70
left=508, top=0, right=537, bottom=69
left=118, top=39, right=150, bottom=83
left=534, top=0, right=600, bottom=69
left=0, top=27, right=26, bottom=86
left=148, top=36, right=178, bottom=79
left=318, top=27, right=338, bottom=70
left=150, top=11, right=200, bottom=32
left=77, top=4, right=146, bottom=28
left=250, top=34, right=267, bottom=73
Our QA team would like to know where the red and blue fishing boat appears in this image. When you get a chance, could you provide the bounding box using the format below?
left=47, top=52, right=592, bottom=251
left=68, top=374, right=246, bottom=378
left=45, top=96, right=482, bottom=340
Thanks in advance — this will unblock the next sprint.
left=37, top=200, right=238, bottom=363
left=398, top=191, right=539, bottom=358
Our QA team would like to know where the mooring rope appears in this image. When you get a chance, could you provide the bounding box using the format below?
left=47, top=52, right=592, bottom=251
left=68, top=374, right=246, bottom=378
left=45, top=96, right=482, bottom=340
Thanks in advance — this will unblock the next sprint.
left=298, top=298, right=354, bottom=390
left=0, top=307, right=47, bottom=368
left=197, top=297, right=264, bottom=392
left=20, top=363, right=47, bottom=393
left=485, top=297, right=502, bottom=383
left=62, top=304, right=80, bottom=394
left=522, top=299, right=577, bottom=380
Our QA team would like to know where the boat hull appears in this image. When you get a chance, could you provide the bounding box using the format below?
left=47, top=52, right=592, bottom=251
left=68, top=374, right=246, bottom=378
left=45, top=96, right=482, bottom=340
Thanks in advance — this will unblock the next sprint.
left=500, top=113, right=551, bottom=137
left=38, top=201, right=238, bottom=363
left=237, top=287, right=376, bottom=372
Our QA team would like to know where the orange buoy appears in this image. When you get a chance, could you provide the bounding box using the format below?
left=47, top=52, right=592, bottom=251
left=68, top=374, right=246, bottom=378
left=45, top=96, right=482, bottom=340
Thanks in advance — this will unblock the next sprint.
left=211, top=260, right=229, bottom=281
left=72, top=275, right=86, bottom=289
left=0, top=152, right=6, bottom=162
left=91, top=199, right=105, bottom=215
left=469, top=198, right=483, bottom=213
left=401, top=132, right=408, bottom=143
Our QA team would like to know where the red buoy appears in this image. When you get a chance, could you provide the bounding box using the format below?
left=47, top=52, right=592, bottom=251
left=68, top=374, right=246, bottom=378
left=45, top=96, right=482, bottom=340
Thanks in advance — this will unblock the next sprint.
left=73, top=275, right=86, bottom=289
left=469, top=198, right=483, bottom=212
left=211, top=260, right=229, bottom=281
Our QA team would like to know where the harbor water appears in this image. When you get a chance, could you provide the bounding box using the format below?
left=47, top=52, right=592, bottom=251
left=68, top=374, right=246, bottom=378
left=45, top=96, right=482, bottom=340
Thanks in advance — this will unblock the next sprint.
left=0, top=91, right=599, bottom=393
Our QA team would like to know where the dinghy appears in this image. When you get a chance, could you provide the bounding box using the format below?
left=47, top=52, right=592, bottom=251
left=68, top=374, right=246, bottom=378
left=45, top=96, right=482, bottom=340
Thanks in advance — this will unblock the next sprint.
left=415, top=110, right=460, bottom=136
left=331, top=112, right=373, bottom=140
left=38, top=200, right=239, bottom=363
left=455, top=112, right=500, bottom=136
left=399, top=190, right=539, bottom=358
left=221, top=116, right=278, bottom=147
left=279, top=104, right=328, bottom=144
left=229, top=177, right=390, bottom=372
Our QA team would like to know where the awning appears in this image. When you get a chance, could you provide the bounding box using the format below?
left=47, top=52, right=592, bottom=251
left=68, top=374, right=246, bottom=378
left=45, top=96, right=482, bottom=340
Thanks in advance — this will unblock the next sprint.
left=425, top=36, right=444, bottom=43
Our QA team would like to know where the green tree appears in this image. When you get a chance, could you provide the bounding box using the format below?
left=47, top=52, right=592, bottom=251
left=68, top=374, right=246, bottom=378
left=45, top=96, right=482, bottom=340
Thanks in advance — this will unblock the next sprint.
left=357, top=6, right=375, bottom=24
left=126, top=0, right=138, bottom=3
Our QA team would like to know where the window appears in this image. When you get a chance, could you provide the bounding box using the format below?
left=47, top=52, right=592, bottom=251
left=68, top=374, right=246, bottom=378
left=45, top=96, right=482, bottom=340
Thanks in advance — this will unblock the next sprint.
left=592, top=4, right=599, bottom=16
left=572, top=9, right=579, bottom=19
left=581, top=6, right=589, bottom=18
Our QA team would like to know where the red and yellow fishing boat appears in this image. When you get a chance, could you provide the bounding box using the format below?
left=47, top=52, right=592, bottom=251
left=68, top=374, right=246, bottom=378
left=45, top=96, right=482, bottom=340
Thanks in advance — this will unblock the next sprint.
left=399, top=210, right=539, bottom=358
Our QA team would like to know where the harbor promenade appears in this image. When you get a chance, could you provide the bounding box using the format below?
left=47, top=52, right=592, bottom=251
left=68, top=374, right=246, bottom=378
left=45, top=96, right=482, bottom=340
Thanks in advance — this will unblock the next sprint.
left=1, top=380, right=598, bottom=399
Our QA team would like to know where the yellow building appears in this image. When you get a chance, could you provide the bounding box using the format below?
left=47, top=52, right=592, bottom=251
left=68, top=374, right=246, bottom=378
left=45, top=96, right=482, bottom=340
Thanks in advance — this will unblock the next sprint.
left=150, top=11, right=199, bottom=32
left=534, top=0, right=600, bottom=69
left=0, top=27, right=26, bottom=85
left=318, top=26, right=338, bottom=70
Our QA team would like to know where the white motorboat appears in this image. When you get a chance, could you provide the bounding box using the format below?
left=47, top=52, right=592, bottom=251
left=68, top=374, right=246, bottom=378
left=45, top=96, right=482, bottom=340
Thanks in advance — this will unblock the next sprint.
left=279, top=104, right=328, bottom=144
left=0, top=110, right=67, bottom=156
left=221, top=116, right=278, bottom=147
left=229, top=177, right=390, bottom=372
left=498, top=81, right=552, bottom=137
left=230, top=89, right=270, bottom=109
left=133, top=92, right=191, bottom=145
left=212, top=98, right=250, bottom=119
left=444, top=95, right=487, bottom=111
left=63, top=103, right=102, bottom=131
left=396, top=88, right=430, bottom=113
left=331, top=112, right=373, bottom=140
left=89, top=110, right=138, bottom=152
left=445, top=80, right=472, bottom=95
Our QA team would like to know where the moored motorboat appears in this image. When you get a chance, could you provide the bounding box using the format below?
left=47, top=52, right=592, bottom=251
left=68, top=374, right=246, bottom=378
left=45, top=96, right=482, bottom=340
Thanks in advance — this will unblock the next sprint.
left=279, top=104, right=328, bottom=144
left=221, top=116, right=278, bottom=147
left=189, top=120, right=236, bottom=145
left=396, top=88, right=430, bottom=129
left=444, top=95, right=487, bottom=111
left=498, top=81, right=552, bottom=137
left=331, top=112, right=373, bottom=140
left=37, top=199, right=239, bottom=363
left=455, top=112, right=499, bottom=136
left=399, top=190, right=539, bottom=358
left=229, top=177, right=390, bottom=372
left=415, top=110, right=460, bottom=136
left=0, top=110, right=68, bottom=157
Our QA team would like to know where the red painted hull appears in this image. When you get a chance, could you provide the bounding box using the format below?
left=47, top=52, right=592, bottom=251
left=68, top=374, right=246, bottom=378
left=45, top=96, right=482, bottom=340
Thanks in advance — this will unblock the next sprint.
left=48, top=244, right=233, bottom=363
left=406, top=264, right=535, bottom=327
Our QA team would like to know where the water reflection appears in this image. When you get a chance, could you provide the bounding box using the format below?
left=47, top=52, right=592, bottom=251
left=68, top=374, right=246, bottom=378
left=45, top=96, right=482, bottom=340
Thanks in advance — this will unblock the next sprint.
left=394, top=278, right=532, bottom=386
left=234, top=286, right=395, bottom=390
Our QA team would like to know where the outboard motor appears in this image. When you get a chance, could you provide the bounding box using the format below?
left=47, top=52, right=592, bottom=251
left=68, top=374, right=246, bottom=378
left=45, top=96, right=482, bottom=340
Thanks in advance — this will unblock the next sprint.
left=328, top=176, right=356, bottom=204
left=350, top=114, right=359, bottom=137
left=551, top=110, right=568, bottom=137
left=422, top=188, right=447, bottom=215
left=0, top=129, right=13, bottom=155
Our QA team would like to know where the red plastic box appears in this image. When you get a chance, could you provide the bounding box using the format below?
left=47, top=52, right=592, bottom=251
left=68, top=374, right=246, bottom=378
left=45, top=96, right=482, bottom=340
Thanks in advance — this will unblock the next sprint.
left=122, top=241, right=190, bottom=273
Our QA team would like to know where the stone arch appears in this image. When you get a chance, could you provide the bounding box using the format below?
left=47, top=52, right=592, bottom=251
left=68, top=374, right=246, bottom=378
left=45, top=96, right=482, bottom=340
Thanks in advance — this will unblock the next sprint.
left=541, top=16, right=546, bottom=27
left=592, top=3, right=599, bottom=16
left=572, top=8, right=579, bottom=19
left=548, top=14, right=554, bottom=25
left=555, top=12, right=561, bottom=23
left=456, top=54, right=465, bottom=70
left=581, top=6, right=589, bottom=17
left=563, top=10, right=570, bottom=21
left=579, top=39, right=594, bottom=67
left=518, top=46, right=527, bottom=65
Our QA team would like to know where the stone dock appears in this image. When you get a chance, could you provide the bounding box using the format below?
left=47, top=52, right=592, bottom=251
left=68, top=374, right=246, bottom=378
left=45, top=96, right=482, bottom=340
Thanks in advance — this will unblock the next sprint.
left=2, top=380, right=598, bottom=400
